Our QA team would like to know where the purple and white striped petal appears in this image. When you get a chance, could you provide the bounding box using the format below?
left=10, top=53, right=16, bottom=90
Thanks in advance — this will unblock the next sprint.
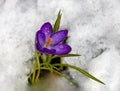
left=36, top=31, right=46, bottom=47
left=40, top=22, right=52, bottom=39
left=53, top=44, right=71, bottom=55
left=51, top=30, right=68, bottom=46
left=36, top=42, right=44, bottom=53
left=43, top=48, right=56, bottom=54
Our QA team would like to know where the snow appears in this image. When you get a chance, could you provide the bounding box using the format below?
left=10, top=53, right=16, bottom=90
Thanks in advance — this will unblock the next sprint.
left=0, top=0, right=120, bottom=91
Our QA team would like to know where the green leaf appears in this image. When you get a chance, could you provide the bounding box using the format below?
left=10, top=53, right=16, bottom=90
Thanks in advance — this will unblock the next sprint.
left=61, top=54, right=81, bottom=57
left=53, top=10, right=62, bottom=33
left=53, top=63, right=105, bottom=85
left=52, top=54, right=80, bottom=59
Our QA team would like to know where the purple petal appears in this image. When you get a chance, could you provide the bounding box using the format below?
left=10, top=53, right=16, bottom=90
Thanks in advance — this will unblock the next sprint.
left=36, top=43, right=56, bottom=54
left=40, top=22, right=52, bottom=38
left=53, top=44, right=71, bottom=55
left=36, top=42, right=44, bottom=53
left=43, top=48, right=56, bottom=54
left=51, top=30, right=68, bottom=46
left=36, top=31, right=46, bottom=47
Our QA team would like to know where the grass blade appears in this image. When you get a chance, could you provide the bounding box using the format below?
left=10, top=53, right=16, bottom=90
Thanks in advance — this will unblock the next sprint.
left=53, top=63, right=105, bottom=85
left=53, top=10, right=62, bottom=33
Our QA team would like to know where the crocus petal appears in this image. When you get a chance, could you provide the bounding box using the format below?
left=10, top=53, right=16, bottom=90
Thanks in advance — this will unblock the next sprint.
left=36, top=42, right=44, bottom=53
left=36, top=31, right=46, bottom=47
left=43, top=48, right=56, bottom=54
left=51, top=30, right=68, bottom=46
left=53, top=44, right=71, bottom=55
left=40, top=22, right=52, bottom=39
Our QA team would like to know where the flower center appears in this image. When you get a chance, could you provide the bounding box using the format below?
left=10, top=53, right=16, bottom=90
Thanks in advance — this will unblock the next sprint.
left=45, top=37, right=52, bottom=48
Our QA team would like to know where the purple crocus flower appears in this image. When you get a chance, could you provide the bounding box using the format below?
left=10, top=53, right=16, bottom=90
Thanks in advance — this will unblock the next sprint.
left=36, top=22, right=71, bottom=55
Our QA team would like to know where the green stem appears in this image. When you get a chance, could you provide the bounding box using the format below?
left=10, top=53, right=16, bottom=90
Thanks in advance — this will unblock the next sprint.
left=47, top=54, right=52, bottom=64
left=41, top=54, right=47, bottom=63
left=31, top=60, right=37, bottom=84
left=31, top=39, right=37, bottom=84
left=52, top=55, right=58, bottom=59
left=35, top=50, right=41, bottom=82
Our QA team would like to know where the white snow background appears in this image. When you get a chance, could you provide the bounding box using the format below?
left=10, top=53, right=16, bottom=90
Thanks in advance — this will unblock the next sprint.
left=0, top=0, right=120, bottom=91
